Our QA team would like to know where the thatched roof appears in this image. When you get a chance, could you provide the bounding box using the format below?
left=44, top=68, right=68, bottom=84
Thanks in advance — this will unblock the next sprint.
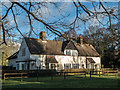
left=24, top=37, right=100, bottom=57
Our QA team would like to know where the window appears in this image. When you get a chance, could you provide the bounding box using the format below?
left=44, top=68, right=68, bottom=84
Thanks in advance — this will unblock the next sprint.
left=66, top=50, right=71, bottom=55
left=72, top=64, right=79, bottom=69
left=64, top=64, right=71, bottom=69
left=22, top=48, right=25, bottom=56
left=17, top=64, right=19, bottom=70
left=72, top=50, right=78, bottom=56
left=65, top=50, right=78, bottom=56
left=51, top=64, right=56, bottom=69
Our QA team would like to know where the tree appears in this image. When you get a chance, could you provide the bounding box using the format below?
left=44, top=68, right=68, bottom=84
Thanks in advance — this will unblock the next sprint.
left=0, top=32, right=19, bottom=66
left=83, top=24, right=120, bottom=68
left=0, top=1, right=118, bottom=45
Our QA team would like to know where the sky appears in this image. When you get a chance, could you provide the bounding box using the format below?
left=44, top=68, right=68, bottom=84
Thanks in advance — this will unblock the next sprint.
left=1, top=1, right=119, bottom=42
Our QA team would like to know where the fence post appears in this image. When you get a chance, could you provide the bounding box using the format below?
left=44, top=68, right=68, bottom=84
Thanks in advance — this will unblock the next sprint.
left=90, top=71, right=91, bottom=78
left=99, top=71, right=100, bottom=78
left=116, top=70, right=118, bottom=78
left=64, top=72, right=66, bottom=80
left=21, top=73, right=23, bottom=82
left=85, top=71, right=86, bottom=78
left=4, top=73, right=5, bottom=80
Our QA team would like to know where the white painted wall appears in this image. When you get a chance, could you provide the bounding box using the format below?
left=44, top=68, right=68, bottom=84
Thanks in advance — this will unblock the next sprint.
left=17, top=38, right=31, bottom=62
left=19, top=62, right=25, bottom=70
left=55, top=56, right=101, bottom=70
left=55, top=55, right=78, bottom=69
left=78, top=56, right=86, bottom=68
left=29, top=55, right=101, bottom=70
left=30, top=54, right=46, bottom=69
left=86, top=56, right=101, bottom=69
left=16, top=38, right=31, bottom=70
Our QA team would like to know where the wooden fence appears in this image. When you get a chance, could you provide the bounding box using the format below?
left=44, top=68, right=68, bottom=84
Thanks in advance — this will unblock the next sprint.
left=90, top=70, right=119, bottom=78
left=2, top=69, right=120, bottom=81
left=50, top=71, right=86, bottom=80
left=63, top=71, right=86, bottom=79
left=4, top=73, right=28, bottom=81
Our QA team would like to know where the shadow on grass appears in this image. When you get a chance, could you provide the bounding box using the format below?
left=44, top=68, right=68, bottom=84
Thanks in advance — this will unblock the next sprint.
left=2, top=75, right=120, bottom=88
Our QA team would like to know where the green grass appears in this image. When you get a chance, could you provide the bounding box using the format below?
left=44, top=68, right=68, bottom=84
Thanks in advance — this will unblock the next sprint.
left=2, top=74, right=120, bottom=88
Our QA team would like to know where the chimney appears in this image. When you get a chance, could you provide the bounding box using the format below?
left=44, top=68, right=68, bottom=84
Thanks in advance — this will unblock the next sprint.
left=80, top=35, right=83, bottom=45
left=39, top=31, right=46, bottom=41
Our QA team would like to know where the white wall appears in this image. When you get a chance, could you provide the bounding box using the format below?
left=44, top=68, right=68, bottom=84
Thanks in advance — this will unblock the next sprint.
left=55, top=56, right=101, bottom=70
left=19, top=62, right=25, bottom=70
left=30, top=55, right=46, bottom=69
left=29, top=55, right=101, bottom=70
left=15, top=38, right=31, bottom=70
left=17, top=38, right=31, bottom=61
left=78, top=56, right=86, bottom=68
left=55, top=55, right=81, bottom=70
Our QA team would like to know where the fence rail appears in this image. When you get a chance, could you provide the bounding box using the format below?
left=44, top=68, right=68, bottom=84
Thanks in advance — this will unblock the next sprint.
left=4, top=73, right=28, bottom=81
left=63, top=71, right=86, bottom=79
left=90, top=70, right=119, bottom=78
left=2, top=68, right=120, bottom=81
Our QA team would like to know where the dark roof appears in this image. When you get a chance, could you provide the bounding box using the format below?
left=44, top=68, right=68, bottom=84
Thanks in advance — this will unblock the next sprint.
left=87, top=58, right=96, bottom=63
left=7, top=51, right=19, bottom=60
left=24, top=37, right=100, bottom=57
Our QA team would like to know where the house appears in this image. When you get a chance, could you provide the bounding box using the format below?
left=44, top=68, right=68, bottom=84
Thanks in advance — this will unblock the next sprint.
left=8, top=51, right=19, bottom=68
left=8, top=31, right=101, bottom=70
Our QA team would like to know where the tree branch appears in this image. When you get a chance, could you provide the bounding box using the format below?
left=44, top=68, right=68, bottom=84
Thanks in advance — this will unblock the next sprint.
left=1, top=20, right=7, bottom=45
left=11, top=8, right=24, bottom=37
left=99, top=1, right=111, bottom=28
left=2, top=3, right=14, bottom=20
left=13, top=2, right=67, bottom=39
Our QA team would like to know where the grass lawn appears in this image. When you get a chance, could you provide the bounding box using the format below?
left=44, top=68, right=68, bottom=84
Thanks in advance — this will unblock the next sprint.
left=2, top=74, right=120, bottom=88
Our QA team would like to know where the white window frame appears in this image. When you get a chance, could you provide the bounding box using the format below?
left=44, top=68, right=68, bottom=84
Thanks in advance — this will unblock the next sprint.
left=64, top=49, right=78, bottom=56
left=64, top=64, right=71, bottom=69
left=72, top=64, right=79, bottom=69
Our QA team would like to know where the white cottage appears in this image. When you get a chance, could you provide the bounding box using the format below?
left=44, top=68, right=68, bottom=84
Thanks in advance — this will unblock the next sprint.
left=8, top=31, right=101, bottom=70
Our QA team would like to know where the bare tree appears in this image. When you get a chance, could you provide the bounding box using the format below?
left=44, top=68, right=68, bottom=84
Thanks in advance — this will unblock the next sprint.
left=0, top=1, right=118, bottom=45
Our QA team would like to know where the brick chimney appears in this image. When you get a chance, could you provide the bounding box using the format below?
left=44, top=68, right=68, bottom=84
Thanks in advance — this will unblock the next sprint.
left=39, top=31, right=46, bottom=41
left=80, top=35, right=83, bottom=45
left=77, top=35, right=83, bottom=45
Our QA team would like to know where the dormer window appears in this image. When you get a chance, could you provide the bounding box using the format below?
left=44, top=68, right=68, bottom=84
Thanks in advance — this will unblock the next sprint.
left=66, top=50, right=71, bottom=55
left=72, top=50, right=78, bottom=56
left=22, top=48, right=25, bottom=56
left=64, top=49, right=78, bottom=56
